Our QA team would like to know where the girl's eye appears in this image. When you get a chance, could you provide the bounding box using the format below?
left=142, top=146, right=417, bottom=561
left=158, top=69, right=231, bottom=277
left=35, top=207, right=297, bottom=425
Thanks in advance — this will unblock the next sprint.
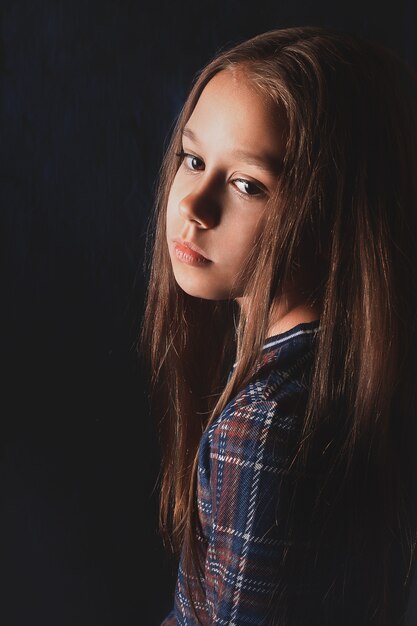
left=174, top=149, right=266, bottom=199
left=175, top=150, right=204, bottom=171
left=233, top=179, right=265, bottom=198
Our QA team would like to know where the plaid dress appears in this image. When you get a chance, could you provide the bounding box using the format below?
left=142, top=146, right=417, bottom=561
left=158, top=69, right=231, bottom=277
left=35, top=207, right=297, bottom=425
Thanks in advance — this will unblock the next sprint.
left=161, top=320, right=320, bottom=625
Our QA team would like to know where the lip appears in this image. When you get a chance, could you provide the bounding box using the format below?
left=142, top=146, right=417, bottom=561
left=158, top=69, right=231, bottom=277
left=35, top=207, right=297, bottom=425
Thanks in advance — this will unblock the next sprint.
left=173, top=238, right=211, bottom=264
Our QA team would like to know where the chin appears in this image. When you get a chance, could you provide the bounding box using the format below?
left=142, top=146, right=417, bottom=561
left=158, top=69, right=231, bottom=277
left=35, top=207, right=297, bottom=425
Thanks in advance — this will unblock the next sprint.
left=179, top=285, right=225, bottom=300
left=173, top=276, right=229, bottom=301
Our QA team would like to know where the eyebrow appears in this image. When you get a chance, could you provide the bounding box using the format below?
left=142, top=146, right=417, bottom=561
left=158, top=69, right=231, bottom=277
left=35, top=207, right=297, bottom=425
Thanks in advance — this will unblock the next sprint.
left=181, top=126, right=283, bottom=175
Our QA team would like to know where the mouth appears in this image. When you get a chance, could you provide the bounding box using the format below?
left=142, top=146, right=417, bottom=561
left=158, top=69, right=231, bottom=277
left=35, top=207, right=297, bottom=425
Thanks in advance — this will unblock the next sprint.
left=173, top=239, right=211, bottom=265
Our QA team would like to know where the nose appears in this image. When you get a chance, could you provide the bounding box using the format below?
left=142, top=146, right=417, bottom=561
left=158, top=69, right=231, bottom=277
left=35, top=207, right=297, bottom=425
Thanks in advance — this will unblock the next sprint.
left=178, top=183, right=219, bottom=229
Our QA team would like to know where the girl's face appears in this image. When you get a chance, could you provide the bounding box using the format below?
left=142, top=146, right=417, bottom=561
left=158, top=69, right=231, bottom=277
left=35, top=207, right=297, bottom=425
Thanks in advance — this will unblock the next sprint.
left=166, top=68, right=286, bottom=300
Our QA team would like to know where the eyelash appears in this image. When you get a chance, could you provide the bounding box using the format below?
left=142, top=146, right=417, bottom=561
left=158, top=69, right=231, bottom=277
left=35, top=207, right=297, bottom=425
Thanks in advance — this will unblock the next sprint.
left=174, top=149, right=266, bottom=200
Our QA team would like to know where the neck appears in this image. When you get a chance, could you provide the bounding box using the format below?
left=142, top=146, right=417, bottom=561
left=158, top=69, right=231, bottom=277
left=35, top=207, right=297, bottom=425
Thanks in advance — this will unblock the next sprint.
left=235, top=292, right=321, bottom=339
left=266, top=301, right=321, bottom=338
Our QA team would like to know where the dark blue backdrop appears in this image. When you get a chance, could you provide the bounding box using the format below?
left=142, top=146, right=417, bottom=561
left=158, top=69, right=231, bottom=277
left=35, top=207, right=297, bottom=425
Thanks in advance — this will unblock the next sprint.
left=1, top=1, right=416, bottom=624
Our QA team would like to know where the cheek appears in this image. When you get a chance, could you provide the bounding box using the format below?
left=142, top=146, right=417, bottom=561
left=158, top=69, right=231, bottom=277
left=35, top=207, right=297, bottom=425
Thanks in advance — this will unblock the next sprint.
left=166, top=178, right=183, bottom=225
left=228, top=214, right=267, bottom=258
left=165, top=190, right=177, bottom=236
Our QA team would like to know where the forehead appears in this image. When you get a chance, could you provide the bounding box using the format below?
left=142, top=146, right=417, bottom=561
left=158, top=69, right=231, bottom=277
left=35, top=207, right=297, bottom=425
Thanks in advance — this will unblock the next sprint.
left=185, top=69, right=287, bottom=162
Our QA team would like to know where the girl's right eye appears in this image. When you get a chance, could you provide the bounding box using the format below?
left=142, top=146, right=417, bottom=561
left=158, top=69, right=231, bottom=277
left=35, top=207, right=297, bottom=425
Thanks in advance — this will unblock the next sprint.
left=175, top=150, right=204, bottom=171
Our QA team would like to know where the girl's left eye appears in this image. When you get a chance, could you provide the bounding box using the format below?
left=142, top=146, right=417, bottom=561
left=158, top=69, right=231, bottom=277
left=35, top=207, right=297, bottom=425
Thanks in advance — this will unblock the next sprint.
left=233, top=179, right=265, bottom=198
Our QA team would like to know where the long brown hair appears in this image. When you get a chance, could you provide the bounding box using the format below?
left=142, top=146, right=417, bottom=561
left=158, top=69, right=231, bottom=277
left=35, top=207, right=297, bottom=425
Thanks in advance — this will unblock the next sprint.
left=140, top=26, right=417, bottom=624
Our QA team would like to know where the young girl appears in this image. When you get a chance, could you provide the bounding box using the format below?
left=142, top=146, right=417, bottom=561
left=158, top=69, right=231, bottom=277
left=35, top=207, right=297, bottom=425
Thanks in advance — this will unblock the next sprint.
left=141, top=26, right=417, bottom=625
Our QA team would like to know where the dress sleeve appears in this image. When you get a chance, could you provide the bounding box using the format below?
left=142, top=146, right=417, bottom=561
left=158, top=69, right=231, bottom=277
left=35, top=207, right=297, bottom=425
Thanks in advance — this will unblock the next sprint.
left=203, top=399, right=300, bottom=625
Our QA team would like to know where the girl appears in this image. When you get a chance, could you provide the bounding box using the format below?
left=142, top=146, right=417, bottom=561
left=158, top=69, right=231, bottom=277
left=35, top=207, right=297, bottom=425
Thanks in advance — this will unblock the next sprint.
left=141, top=26, right=417, bottom=625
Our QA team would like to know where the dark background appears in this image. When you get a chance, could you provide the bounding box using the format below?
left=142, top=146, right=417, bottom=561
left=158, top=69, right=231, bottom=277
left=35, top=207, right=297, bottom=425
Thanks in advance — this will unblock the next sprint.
left=1, top=1, right=416, bottom=624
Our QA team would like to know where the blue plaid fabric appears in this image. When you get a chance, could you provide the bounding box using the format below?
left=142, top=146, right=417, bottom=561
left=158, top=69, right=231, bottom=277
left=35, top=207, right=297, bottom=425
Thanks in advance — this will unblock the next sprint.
left=161, top=320, right=320, bottom=625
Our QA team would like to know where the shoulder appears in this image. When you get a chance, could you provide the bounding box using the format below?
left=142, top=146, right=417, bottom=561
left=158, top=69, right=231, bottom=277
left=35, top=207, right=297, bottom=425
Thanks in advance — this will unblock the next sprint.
left=221, top=323, right=318, bottom=427
left=204, top=324, right=318, bottom=464
left=198, top=322, right=319, bottom=478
